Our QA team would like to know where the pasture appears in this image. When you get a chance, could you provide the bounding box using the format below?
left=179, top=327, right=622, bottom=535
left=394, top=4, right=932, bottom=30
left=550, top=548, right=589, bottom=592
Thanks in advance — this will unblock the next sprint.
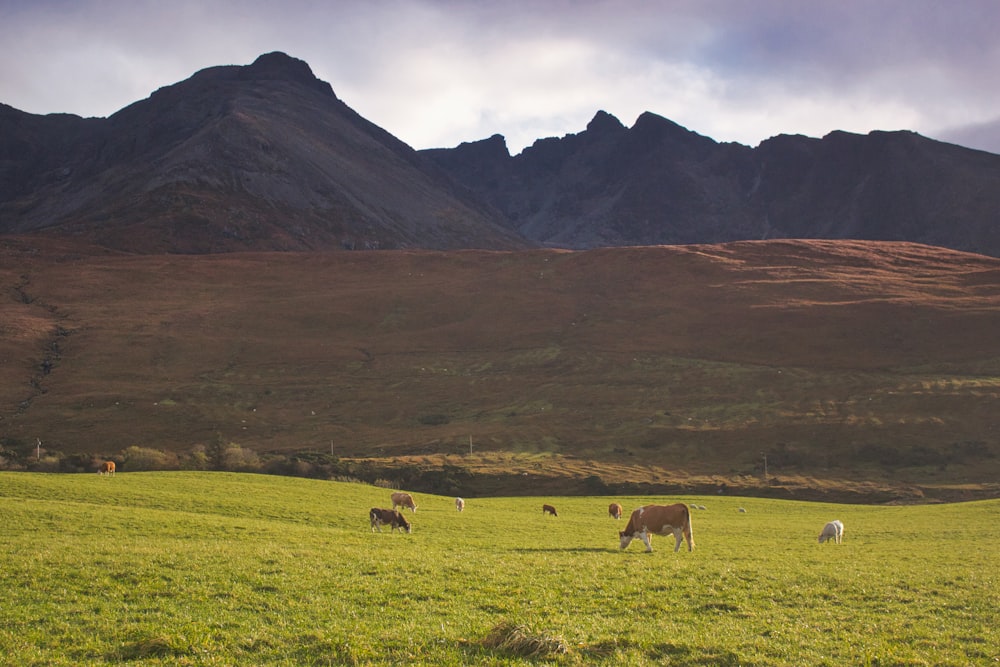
left=1, top=472, right=997, bottom=665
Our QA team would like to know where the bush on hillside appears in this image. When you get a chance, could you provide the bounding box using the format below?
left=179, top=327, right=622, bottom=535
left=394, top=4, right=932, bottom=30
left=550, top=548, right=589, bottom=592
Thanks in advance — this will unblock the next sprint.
left=121, top=446, right=180, bottom=471
left=220, top=444, right=261, bottom=472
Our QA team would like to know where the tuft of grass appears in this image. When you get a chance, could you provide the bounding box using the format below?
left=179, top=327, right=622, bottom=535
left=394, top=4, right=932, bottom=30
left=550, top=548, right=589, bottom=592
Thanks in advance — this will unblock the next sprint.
left=482, top=621, right=569, bottom=659
left=114, top=636, right=185, bottom=660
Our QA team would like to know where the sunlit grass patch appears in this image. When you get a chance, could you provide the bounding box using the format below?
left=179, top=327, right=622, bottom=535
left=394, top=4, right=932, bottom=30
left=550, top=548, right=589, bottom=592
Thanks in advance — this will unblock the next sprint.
left=1, top=472, right=998, bottom=665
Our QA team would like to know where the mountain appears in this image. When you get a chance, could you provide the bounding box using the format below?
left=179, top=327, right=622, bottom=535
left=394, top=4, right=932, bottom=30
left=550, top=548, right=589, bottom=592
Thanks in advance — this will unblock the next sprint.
left=4, top=53, right=999, bottom=256
left=423, top=111, right=1000, bottom=257
left=0, top=52, right=526, bottom=253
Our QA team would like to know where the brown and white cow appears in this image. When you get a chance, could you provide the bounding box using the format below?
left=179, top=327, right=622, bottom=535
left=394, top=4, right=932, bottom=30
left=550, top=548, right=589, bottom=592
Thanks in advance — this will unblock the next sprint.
left=608, top=502, right=623, bottom=519
left=542, top=504, right=558, bottom=516
left=391, top=492, right=417, bottom=513
left=98, top=460, right=116, bottom=476
left=619, top=503, right=694, bottom=553
left=455, top=497, right=465, bottom=512
left=369, top=508, right=412, bottom=533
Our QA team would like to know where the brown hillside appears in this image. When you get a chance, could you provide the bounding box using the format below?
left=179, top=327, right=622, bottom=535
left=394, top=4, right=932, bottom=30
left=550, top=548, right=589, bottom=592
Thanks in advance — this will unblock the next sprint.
left=2, top=238, right=999, bottom=501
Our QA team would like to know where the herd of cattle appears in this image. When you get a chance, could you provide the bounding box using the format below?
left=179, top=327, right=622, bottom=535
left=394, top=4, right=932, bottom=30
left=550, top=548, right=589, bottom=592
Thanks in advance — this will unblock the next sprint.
left=368, top=491, right=846, bottom=552
left=97, top=463, right=845, bottom=549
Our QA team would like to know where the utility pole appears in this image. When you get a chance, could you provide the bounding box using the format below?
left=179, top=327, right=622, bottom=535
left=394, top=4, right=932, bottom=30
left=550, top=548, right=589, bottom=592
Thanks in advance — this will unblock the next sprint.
left=36, top=438, right=41, bottom=461
left=763, top=453, right=768, bottom=479
left=469, top=435, right=473, bottom=456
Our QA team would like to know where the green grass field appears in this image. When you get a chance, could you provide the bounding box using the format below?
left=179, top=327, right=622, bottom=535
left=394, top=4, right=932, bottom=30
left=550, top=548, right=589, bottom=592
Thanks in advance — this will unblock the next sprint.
left=1, top=472, right=997, bottom=666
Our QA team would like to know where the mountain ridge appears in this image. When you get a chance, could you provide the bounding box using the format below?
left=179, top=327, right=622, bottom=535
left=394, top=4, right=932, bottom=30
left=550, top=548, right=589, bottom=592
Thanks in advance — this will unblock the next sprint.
left=424, top=109, right=1000, bottom=256
left=3, top=52, right=1000, bottom=256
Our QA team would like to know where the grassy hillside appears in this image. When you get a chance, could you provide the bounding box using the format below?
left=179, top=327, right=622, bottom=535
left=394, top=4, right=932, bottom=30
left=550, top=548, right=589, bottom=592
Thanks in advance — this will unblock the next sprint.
left=1, top=472, right=998, bottom=665
left=2, top=237, right=999, bottom=499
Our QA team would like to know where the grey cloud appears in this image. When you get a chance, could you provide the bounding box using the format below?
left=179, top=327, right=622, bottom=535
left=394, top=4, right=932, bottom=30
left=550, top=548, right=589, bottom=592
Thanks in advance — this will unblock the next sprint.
left=937, top=117, right=1000, bottom=156
left=1, top=0, right=999, bottom=155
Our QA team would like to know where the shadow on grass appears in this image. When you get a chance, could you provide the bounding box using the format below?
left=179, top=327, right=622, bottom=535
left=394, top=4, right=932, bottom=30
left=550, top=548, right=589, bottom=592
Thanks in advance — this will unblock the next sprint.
left=509, top=546, right=618, bottom=553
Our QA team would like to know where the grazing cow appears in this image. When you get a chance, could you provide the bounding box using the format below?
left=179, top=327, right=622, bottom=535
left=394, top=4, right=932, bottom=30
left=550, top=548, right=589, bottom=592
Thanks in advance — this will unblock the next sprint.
left=608, top=502, right=623, bottom=519
left=818, top=520, right=844, bottom=544
left=98, top=461, right=116, bottom=476
left=619, top=503, right=694, bottom=553
left=391, top=492, right=417, bottom=513
left=369, top=508, right=412, bottom=533
left=542, top=504, right=558, bottom=517
left=455, top=497, right=465, bottom=512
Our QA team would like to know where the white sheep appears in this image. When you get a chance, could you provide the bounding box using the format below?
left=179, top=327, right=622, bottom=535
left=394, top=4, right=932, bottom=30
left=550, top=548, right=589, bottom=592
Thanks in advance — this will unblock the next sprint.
left=818, top=520, right=844, bottom=544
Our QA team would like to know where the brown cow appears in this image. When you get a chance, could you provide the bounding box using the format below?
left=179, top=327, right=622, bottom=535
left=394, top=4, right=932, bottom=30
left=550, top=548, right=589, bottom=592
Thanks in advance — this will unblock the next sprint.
left=391, top=492, right=417, bottom=513
left=608, top=502, right=623, bottom=519
left=542, top=504, right=558, bottom=516
left=98, top=461, right=116, bottom=476
left=369, top=508, right=412, bottom=533
left=619, top=503, right=694, bottom=553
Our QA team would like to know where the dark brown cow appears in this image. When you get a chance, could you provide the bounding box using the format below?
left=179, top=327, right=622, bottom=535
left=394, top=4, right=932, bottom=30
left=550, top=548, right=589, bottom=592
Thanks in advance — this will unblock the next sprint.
left=542, top=504, right=558, bottom=516
left=619, top=503, right=694, bottom=553
left=369, top=508, right=412, bottom=533
left=608, top=502, right=623, bottom=519
left=98, top=461, right=116, bottom=476
left=391, top=492, right=417, bottom=513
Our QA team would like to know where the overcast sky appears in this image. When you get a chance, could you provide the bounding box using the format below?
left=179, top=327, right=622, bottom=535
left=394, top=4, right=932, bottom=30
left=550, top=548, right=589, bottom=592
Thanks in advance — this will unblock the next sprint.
left=2, top=0, right=999, bottom=156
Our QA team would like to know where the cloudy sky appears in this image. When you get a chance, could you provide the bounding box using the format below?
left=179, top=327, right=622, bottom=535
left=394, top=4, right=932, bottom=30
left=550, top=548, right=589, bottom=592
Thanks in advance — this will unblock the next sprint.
left=2, top=0, right=999, bottom=155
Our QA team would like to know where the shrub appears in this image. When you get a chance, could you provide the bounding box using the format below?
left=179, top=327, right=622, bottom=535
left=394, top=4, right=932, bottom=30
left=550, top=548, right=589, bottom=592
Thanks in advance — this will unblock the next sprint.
left=220, top=444, right=261, bottom=472
left=184, top=445, right=211, bottom=470
left=418, top=413, right=450, bottom=426
left=121, top=446, right=179, bottom=471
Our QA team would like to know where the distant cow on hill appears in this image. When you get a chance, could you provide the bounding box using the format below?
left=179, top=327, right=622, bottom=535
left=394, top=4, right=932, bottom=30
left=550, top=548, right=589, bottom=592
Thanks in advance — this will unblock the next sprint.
left=608, top=503, right=623, bottom=519
left=619, top=503, right=694, bottom=553
left=818, top=520, right=844, bottom=544
left=542, top=504, right=558, bottom=516
left=391, top=492, right=417, bottom=513
left=455, top=497, right=465, bottom=512
left=370, top=508, right=412, bottom=533
left=98, top=461, right=116, bottom=476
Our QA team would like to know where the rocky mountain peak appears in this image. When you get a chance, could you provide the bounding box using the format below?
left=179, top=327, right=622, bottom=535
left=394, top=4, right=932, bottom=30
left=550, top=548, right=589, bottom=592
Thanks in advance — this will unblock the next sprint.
left=585, top=110, right=626, bottom=135
left=240, top=51, right=335, bottom=97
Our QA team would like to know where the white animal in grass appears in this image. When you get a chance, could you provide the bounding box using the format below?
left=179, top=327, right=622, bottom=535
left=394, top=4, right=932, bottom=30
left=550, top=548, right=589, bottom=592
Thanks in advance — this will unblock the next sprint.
left=818, top=520, right=844, bottom=544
